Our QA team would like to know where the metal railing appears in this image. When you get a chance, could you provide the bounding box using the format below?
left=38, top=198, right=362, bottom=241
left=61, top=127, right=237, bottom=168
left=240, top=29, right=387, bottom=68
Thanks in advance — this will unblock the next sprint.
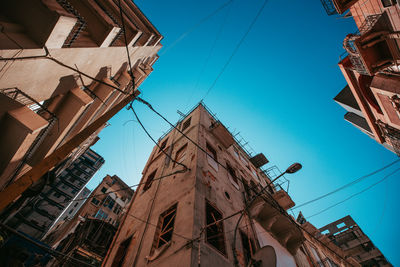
left=342, top=15, right=382, bottom=75
left=262, top=165, right=290, bottom=193
left=56, top=0, right=87, bottom=47
left=1, top=87, right=58, bottom=186
left=377, top=121, right=400, bottom=156
left=320, top=0, right=338, bottom=15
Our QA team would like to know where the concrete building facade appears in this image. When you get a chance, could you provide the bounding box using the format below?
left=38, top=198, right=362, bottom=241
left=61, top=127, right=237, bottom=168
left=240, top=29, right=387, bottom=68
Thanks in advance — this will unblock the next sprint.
left=101, top=103, right=355, bottom=267
left=45, top=174, right=133, bottom=266
left=0, top=0, right=162, bottom=190
left=4, top=148, right=104, bottom=239
left=319, top=216, right=392, bottom=266
left=321, top=0, right=400, bottom=155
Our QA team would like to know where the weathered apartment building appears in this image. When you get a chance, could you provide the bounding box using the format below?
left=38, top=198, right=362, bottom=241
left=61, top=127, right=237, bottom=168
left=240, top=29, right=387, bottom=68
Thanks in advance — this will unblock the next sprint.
left=45, top=174, right=133, bottom=266
left=4, top=148, right=104, bottom=240
left=102, top=103, right=358, bottom=267
left=0, top=0, right=162, bottom=193
left=319, top=215, right=392, bottom=266
left=320, top=0, right=400, bottom=155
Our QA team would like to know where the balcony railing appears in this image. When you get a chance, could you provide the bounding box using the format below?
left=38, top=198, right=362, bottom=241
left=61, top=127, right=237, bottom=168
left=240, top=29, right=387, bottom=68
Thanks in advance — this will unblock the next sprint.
left=342, top=14, right=382, bottom=75
left=320, top=0, right=338, bottom=15
left=1, top=87, right=58, bottom=186
left=377, top=121, right=400, bottom=156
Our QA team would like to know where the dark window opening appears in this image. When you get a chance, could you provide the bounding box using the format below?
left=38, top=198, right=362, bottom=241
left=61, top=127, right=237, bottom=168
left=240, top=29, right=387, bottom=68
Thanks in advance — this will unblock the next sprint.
left=103, top=196, right=116, bottom=210
left=205, top=201, right=226, bottom=255
left=91, top=198, right=100, bottom=205
left=206, top=142, right=218, bottom=171
left=226, top=163, right=238, bottom=184
left=174, top=144, right=187, bottom=167
left=159, top=138, right=168, bottom=153
left=224, top=191, right=230, bottom=200
left=182, top=117, right=191, bottom=131
left=152, top=204, right=177, bottom=253
left=240, top=231, right=256, bottom=265
left=101, top=187, right=107, bottom=193
left=111, top=235, right=133, bottom=267
left=144, top=169, right=157, bottom=191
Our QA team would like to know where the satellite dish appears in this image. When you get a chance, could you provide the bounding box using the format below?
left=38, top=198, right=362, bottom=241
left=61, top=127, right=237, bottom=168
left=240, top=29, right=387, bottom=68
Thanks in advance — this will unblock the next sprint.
left=252, top=245, right=277, bottom=267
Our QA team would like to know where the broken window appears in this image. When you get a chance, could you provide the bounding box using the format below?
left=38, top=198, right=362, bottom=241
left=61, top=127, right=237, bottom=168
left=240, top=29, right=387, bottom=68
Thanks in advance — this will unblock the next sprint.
left=182, top=117, right=191, bottom=131
left=240, top=230, right=256, bottom=265
left=174, top=144, right=187, bottom=167
left=226, top=163, right=239, bottom=185
left=205, top=201, right=226, bottom=255
left=143, top=169, right=157, bottom=191
left=206, top=143, right=218, bottom=171
left=159, top=138, right=168, bottom=153
left=152, top=204, right=177, bottom=252
left=112, top=235, right=133, bottom=267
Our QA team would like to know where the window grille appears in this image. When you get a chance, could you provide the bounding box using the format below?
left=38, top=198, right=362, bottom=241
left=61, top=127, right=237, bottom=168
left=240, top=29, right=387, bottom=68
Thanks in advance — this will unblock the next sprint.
left=205, top=201, right=226, bottom=255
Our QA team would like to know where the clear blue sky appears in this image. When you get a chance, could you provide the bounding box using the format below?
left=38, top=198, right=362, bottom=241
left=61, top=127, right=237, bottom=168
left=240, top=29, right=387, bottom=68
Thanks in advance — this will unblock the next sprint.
left=88, top=1, right=400, bottom=265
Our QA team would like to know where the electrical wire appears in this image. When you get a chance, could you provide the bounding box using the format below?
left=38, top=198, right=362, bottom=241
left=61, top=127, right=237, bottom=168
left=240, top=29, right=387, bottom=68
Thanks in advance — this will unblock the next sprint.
left=184, top=2, right=233, bottom=111
left=306, top=167, right=400, bottom=219
left=201, top=0, right=269, bottom=100
left=159, top=0, right=234, bottom=56
left=292, top=158, right=400, bottom=210
left=127, top=102, right=190, bottom=171
left=117, top=0, right=135, bottom=82
left=0, top=223, right=95, bottom=267
left=135, top=98, right=357, bottom=266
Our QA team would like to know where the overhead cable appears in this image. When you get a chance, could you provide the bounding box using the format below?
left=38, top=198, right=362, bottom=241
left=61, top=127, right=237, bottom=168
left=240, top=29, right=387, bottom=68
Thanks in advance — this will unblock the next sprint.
left=159, top=0, right=234, bottom=56
left=292, top=158, right=400, bottom=210
left=202, top=0, right=269, bottom=100
left=307, top=167, right=400, bottom=219
left=127, top=102, right=190, bottom=171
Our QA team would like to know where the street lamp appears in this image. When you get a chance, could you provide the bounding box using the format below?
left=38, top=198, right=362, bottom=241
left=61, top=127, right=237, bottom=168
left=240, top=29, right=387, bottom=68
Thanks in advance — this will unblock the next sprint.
left=232, top=162, right=302, bottom=266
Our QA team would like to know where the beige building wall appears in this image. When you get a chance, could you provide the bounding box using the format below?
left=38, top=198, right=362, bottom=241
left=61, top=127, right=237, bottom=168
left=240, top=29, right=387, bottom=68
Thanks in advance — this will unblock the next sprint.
left=0, top=0, right=163, bottom=190
left=103, top=104, right=305, bottom=267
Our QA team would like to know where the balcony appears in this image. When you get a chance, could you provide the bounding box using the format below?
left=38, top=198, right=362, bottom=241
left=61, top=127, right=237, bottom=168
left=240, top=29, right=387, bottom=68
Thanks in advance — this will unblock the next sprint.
left=377, top=121, right=400, bottom=156
left=0, top=88, right=57, bottom=188
left=343, top=13, right=400, bottom=76
left=209, top=121, right=235, bottom=148
left=248, top=192, right=304, bottom=254
left=320, top=0, right=359, bottom=15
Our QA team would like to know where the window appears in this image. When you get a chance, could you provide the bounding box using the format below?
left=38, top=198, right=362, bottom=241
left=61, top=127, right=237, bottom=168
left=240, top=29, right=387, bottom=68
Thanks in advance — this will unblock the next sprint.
left=53, top=192, right=61, bottom=198
left=206, top=143, right=218, bottom=171
left=226, top=163, right=239, bottom=185
left=240, top=231, right=256, bottom=265
left=143, top=169, right=157, bottom=191
left=113, top=204, right=122, bottom=215
left=181, top=117, right=191, bottom=131
left=159, top=138, right=168, bottom=153
left=101, top=187, right=107, bottom=193
left=94, top=209, right=108, bottom=220
left=174, top=144, right=187, bottom=167
left=103, top=196, right=116, bottom=210
left=74, top=202, right=79, bottom=207
left=232, top=147, right=239, bottom=159
left=91, top=198, right=100, bottom=205
left=205, top=201, right=226, bottom=255
left=152, top=204, right=177, bottom=252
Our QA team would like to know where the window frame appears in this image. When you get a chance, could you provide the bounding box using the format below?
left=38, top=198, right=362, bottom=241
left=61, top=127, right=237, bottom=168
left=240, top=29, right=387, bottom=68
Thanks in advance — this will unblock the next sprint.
left=206, top=142, right=219, bottom=171
left=143, top=169, right=157, bottom=192
left=205, top=200, right=227, bottom=256
left=181, top=117, right=192, bottom=131
left=226, top=162, right=240, bottom=189
left=151, top=204, right=178, bottom=255
left=158, top=138, right=168, bottom=153
left=174, top=143, right=188, bottom=167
